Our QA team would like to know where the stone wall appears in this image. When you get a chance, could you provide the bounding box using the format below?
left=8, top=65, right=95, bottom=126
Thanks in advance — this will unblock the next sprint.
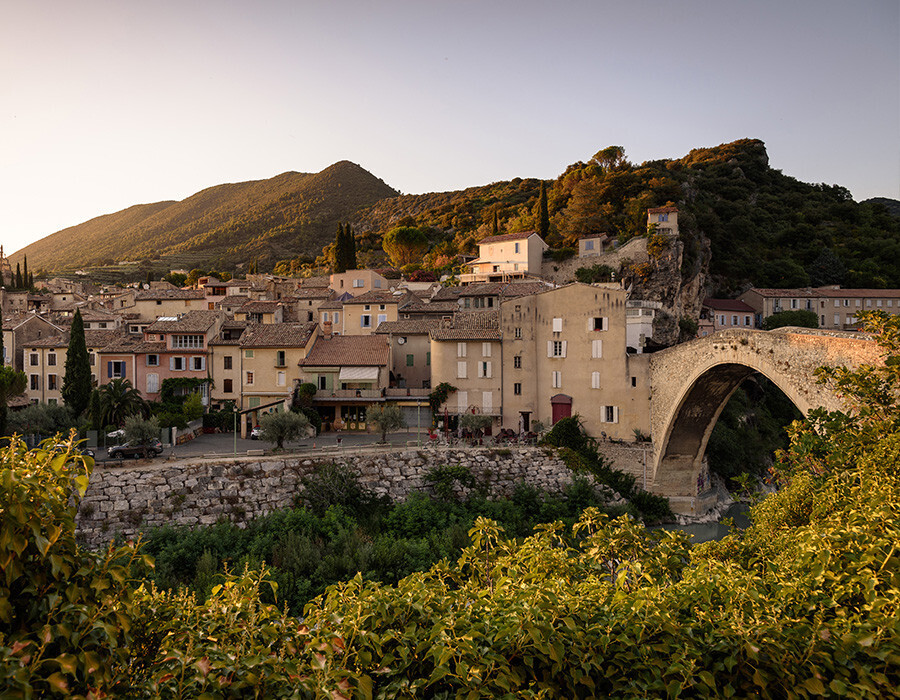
left=75, top=445, right=598, bottom=548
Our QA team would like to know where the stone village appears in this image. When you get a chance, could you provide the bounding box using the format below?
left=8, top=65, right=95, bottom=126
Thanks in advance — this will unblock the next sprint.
left=1, top=208, right=892, bottom=515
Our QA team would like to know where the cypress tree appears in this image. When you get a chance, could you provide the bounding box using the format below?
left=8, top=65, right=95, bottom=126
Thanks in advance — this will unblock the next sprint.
left=28, top=272, right=33, bottom=288
left=15, top=263, right=22, bottom=290
left=346, top=224, right=357, bottom=270
left=22, top=256, right=28, bottom=289
left=334, top=223, right=347, bottom=273
left=535, top=181, right=549, bottom=238
left=62, top=309, right=92, bottom=416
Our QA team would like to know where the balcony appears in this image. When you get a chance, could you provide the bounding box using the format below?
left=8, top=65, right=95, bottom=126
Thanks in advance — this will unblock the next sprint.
left=316, top=389, right=383, bottom=400
left=384, top=387, right=430, bottom=398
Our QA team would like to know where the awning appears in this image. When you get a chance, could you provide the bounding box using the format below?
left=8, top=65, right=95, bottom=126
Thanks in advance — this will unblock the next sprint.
left=338, top=366, right=380, bottom=381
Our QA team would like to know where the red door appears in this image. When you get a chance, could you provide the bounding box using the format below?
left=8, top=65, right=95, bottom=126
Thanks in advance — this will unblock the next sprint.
left=550, top=394, right=572, bottom=424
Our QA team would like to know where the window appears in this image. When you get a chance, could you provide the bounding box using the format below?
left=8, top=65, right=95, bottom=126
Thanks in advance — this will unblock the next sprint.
left=482, top=343, right=491, bottom=357
left=246, top=371, right=254, bottom=385
left=191, top=357, right=205, bottom=371
left=821, top=315, right=826, bottom=326
left=548, top=340, right=567, bottom=358
left=379, top=304, right=386, bottom=311
left=48, top=374, right=57, bottom=391
left=591, top=317, right=607, bottom=331
left=790, top=299, right=799, bottom=309
left=353, top=278, right=364, bottom=288
left=514, top=355, right=522, bottom=369
left=222, top=378, right=233, bottom=393
left=834, top=314, right=840, bottom=325
left=146, top=354, right=158, bottom=366
left=591, top=371, right=600, bottom=389
left=276, top=350, right=286, bottom=366
left=47, top=353, right=56, bottom=366
left=591, top=339, right=603, bottom=358
left=631, top=376, right=637, bottom=388
left=514, top=382, right=522, bottom=395
left=172, top=335, right=203, bottom=349
left=601, top=406, right=619, bottom=423
left=364, top=304, right=371, bottom=311
left=406, top=353, right=414, bottom=367
left=855, top=299, right=861, bottom=307
left=457, top=361, right=467, bottom=379
left=552, top=371, right=561, bottom=388
left=514, top=327, right=522, bottom=339
left=843, top=300, right=850, bottom=307
left=457, top=342, right=467, bottom=358
left=478, top=361, right=492, bottom=378
left=877, top=300, right=883, bottom=307
left=457, top=391, right=468, bottom=411
left=834, top=300, right=840, bottom=307
left=29, top=353, right=38, bottom=366
left=108, top=361, right=125, bottom=378
left=248, top=397, right=260, bottom=408
left=732, top=315, right=738, bottom=326
left=360, top=314, right=371, bottom=328
left=745, top=316, right=752, bottom=326
left=277, top=371, right=286, bottom=387
left=147, top=373, right=159, bottom=393
left=89, top=352, right=96, bottom=366
left=514, top=305, right=521, bottom=313
left=170, top=357, right=185, bottom=371
left=30, top=375, right=39, bottom=390
left=552, top=317, right=563, bottom=332
left=658, top=213, right=668, bottom=222
left=585, top=240, right=594, bottom=250
left=333, top=312, right=340, bottom=325
left=223, top=355, right=232, bottom=370
left=245, top=349, right=254, bottom=358
left=318, top=375, right=327, bottom=391
left=514, top=242, right=520, bottom=253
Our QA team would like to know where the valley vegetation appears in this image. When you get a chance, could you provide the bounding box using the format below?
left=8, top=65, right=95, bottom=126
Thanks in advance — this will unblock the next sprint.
left=2, top=312, right=899, bottom=697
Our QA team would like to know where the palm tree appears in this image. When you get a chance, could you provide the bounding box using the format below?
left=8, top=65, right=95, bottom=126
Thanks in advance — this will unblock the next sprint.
left=98, top=379, right=148, bottom=428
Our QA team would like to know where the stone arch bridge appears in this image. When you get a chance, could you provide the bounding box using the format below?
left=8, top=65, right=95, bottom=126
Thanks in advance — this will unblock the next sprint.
left=648, top=327, right=882, bottom=514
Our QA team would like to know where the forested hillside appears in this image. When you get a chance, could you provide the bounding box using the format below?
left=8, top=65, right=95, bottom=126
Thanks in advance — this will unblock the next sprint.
left=13, top=140, right=900, bottom=294
left=12, top=161, right=398, bottom=273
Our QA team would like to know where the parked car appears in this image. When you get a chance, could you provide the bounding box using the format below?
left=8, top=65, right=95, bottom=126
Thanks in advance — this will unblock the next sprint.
left=250, top=425, right=264, bottom=440
left=106, top=428, right=126, bottom=440
left=107, top=438, right=163, bottom=459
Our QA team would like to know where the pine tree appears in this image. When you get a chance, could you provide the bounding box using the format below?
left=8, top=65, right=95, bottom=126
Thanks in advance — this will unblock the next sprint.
left=535, top=181, right=549, bottom=238
left=15, top=263, right=22, bottom=290
left=346, top=224, right=357, bottom=270
left=62, top=309, right=92, bottom=416
left=492, top=211, right=499, bottom=235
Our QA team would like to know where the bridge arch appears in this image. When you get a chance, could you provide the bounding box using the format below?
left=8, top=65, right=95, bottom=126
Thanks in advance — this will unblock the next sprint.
left=648, top=328, right=880, bottom=513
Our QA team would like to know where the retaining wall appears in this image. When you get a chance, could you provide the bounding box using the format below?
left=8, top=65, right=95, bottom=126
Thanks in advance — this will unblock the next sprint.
left=75, top=444, right=648, bottom=548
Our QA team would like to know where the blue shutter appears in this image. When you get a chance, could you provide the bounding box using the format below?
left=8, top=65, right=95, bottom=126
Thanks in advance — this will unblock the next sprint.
left=121, top=362, right=126, bottom=378
left=107, top=361, right=112, bottom=378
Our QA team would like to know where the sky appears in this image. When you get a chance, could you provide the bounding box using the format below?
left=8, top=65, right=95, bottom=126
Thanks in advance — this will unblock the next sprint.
left=2, top=0, right=898, bottom=255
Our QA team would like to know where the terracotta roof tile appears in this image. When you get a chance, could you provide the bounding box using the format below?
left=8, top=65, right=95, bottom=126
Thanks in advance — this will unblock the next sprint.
left=478, top=231, right=538, bottom=244
left=375, top=318, right=441, bottom=335
left=702, top=298, right=756, bottom=312
left=146, top=310, right=221, bottom=333
left=300, top=335, right=390, bottom=367
left=239, top=322, right=317, bottom=348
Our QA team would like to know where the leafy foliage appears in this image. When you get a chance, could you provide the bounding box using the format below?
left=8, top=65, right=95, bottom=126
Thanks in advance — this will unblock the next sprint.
left=259, top=410, right=310, bottom=449
left=99, top=378, right=148, bottom=427
left=762, top=309, right=819, bottom=329
left=0, top=365, right=27, bottom=436
left=366, top=404, right=405, bottom=443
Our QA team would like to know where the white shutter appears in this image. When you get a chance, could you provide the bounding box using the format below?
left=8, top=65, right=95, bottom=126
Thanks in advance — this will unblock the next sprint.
left=482, top=391, right=492, bottom=412
left=146, top=373, right=159, bottom=393
left=561, top=341, right=567, bottom=358
left=457, top=391, right=468, bottom=411
left=169, top=357, right=176, bottom=370
left=486, top=361, right=492, bottom=378
left=592, top=339, right=603, bottom=358
left=613, top=406, right=619, bottom=424
left=457, top=361, right=467, bottom=379
left=457, top=342, right=467, bottom=357
left=547, top=340, right=553, bottom=357
left=552, top=317, right=563, bottom=332
left=591, top=371, right=600, bottom=389
left=477, top=362, right=484, bottom=378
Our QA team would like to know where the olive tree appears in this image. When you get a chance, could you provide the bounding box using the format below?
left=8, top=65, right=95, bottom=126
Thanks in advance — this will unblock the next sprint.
left=260, top=410, right=310, bottom=449
left=367, top=404, right=405, bottom=443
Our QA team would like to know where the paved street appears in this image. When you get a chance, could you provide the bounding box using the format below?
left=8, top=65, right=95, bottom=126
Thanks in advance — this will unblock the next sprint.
left=95, top=427, right=434, bottom=462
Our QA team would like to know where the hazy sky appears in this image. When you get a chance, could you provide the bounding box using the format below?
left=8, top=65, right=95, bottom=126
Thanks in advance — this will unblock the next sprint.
left=3, top=0, right=898, bottom=255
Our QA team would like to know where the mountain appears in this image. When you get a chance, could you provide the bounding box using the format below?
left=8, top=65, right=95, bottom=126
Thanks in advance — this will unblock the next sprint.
left=13, top=161, right=398, bottom=273
left=14, top=141, right=900, bottom=293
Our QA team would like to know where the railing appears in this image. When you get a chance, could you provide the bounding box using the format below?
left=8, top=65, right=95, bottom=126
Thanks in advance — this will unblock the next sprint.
left=315, top=389, right=382, bottom=399
left=384, top=388, right=430, bottom=398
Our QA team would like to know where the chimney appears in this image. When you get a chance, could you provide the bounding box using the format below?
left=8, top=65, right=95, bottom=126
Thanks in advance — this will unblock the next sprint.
left=323, top=319, right=333, bottom=338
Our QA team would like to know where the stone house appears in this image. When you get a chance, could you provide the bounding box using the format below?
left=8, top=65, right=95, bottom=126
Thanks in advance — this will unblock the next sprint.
left=374, top=318, right=440, bottom=390
left=298, top=333, right=391, bottom=432
left=22, top=329, right=121, bottom=404
left=739, top=286, right=900, bottom=330
left=462, top=231, right=548, bottom=283
left=500, top=283, right=651, bottom=440
left=340, top=290, right=412, bottom=336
